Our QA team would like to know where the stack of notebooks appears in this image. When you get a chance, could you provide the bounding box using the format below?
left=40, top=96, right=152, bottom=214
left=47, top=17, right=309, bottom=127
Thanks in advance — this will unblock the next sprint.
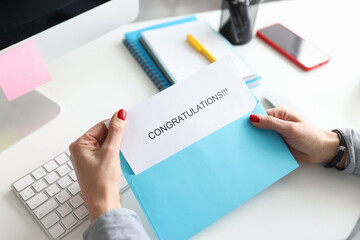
left=123, top=16, right=261, bottom=91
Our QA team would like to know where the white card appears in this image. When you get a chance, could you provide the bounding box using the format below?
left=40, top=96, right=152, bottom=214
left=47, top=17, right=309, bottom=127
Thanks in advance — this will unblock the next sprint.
left=113, top=56, right=257, bottom=174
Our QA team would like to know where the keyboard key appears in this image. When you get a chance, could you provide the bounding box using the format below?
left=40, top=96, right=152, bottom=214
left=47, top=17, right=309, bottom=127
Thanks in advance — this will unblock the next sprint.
left=48, top=223, right=65, bottom=239
left=120, top=176, right=128, bottom=192
left=57, top=203, right=72, bottom=217
left=58, top=176, right=72, bottom=189
left=32, top=179, right=47, bottom=192
left=45, top=184, right=60, bottom=197
left=62, top=214, right=78, bottom=229
left=74, top=205, right=89, bottom=220
left=32, top=167, right=46, bottom=180
left=68, top=182, right=81, bottom=196
left=55, top=153, right=69, bottom=165
left=69, top=194, right=84, bottom=209
left=44, top=160, right=58, bottom=172
left=69, top=171, right=77, bottom=181
left=41, top=211, right=60, bottom=229
left=44, top=172, right=59, bottom=185
left=13, top=175, right=34, bottom=192
left=67, top=161, right=73, bottom=169
left=27, top=192, right=48, bottom=210
left=56, top=165, right=71, bottom=177
left=19, top=187, right=35, bottom=201
left=34, top=198, right=59, bottom=219
left=66, top=150, right=70, bottom=156
left=55, top=190, right=71, bottom=204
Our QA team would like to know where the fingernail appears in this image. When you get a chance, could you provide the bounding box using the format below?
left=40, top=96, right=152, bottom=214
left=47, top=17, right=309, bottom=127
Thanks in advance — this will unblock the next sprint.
left=250, top=114, right=261, bottom=123
left=117, top=109, right=127, bottom=120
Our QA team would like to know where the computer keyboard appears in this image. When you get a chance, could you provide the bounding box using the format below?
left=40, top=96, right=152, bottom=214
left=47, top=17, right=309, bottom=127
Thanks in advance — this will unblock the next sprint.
left=11, top=150, right=129, bottom=240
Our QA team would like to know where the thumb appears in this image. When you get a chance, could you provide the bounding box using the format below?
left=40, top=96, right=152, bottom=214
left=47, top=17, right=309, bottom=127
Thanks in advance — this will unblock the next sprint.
left=102, top=109, right=127, bottom=151
left=249, top=114, right=291, bottom=136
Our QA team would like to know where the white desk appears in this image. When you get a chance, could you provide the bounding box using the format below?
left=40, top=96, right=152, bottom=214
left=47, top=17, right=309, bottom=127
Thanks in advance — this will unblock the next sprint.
left=1, top=0, right=360, bottom=239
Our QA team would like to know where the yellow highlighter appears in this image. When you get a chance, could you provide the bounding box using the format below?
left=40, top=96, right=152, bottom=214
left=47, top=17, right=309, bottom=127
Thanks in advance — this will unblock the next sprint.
left=186, top=34, right=216, bottom=63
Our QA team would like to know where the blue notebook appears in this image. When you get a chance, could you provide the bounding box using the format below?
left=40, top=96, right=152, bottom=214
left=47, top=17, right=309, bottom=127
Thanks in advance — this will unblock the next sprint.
left=123, top=16, right=261, bottom=91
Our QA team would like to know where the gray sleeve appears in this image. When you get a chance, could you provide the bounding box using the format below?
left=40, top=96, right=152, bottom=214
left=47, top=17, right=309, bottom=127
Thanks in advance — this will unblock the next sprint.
left=83, top=208, right=150, bottom=240
left=337, top=128, right=360, bottom=176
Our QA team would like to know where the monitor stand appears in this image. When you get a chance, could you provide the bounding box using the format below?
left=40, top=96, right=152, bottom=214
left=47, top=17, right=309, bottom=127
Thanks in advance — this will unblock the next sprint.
left=0, top=89, right=61, bottom=152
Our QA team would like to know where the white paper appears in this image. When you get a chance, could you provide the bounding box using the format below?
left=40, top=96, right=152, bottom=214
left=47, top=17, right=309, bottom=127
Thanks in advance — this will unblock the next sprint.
left=141, top=20, right=255, bottom=82
left=118, top=56, right=257, bottom=174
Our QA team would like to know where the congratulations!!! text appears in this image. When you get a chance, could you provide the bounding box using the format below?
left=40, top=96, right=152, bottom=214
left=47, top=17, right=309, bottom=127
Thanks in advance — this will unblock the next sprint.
left=148, top=88, right=229, bottom=139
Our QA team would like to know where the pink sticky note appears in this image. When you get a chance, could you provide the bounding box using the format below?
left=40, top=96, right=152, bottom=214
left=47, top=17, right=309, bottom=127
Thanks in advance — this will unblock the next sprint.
left=0, top=40, right=51, bottom=101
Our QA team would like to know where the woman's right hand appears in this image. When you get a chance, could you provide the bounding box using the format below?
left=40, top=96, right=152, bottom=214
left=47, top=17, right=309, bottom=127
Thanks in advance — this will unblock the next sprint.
left=249, top=107, right=345, bottom=168
left=69, top=109, right=127, bottom=221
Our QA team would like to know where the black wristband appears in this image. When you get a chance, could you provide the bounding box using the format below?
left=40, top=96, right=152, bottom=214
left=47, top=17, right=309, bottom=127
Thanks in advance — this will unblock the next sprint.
left=323, top=129, right=346, bottom=168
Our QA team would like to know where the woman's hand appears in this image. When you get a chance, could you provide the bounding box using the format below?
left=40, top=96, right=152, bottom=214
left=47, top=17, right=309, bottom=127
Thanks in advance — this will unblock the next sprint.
left=69, top=109, right=127, bottom=221
left=249, top=107, right=345, bottom=167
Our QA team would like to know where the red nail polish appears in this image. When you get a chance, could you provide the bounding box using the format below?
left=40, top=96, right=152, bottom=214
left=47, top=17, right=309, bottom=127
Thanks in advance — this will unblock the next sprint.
left=250, top=114, right=260, bottom=123
left=117, top=109, right=127, bottom=120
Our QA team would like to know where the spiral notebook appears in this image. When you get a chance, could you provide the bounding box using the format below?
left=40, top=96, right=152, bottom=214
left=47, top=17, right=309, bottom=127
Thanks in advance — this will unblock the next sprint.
left=123, top=16, right=261, bottom=91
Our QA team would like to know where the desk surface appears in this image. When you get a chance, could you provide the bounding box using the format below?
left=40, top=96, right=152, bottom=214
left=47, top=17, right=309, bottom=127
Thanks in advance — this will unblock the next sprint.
left=1, top=0, right=360, bottom=239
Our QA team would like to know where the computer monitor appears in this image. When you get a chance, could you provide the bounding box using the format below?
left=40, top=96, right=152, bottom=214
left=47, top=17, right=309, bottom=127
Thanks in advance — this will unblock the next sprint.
left=0, top=0, right=139, bottom=152
left=0, top=0, right=139, bottom=63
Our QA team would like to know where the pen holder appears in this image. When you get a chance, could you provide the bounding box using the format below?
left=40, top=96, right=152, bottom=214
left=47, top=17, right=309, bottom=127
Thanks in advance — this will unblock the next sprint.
left=219, top=0, right=263, bottom=45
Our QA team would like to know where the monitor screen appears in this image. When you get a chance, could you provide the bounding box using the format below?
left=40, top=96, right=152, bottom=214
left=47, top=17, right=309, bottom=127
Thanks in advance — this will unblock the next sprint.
left=0, top=0, right=110, bottom=50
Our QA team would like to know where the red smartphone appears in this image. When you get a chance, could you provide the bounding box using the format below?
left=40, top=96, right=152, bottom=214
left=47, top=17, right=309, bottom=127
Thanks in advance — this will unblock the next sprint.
left=256, top=23, right=330, bottom=71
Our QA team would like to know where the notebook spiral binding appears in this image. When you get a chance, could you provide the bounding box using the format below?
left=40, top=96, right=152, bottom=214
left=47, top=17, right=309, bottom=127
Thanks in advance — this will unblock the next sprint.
left=123, top=38, right=171, bottom=91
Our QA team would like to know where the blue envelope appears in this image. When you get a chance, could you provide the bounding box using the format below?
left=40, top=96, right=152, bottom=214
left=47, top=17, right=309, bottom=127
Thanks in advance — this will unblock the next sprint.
left=120, top=100, right=298, bottom=240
